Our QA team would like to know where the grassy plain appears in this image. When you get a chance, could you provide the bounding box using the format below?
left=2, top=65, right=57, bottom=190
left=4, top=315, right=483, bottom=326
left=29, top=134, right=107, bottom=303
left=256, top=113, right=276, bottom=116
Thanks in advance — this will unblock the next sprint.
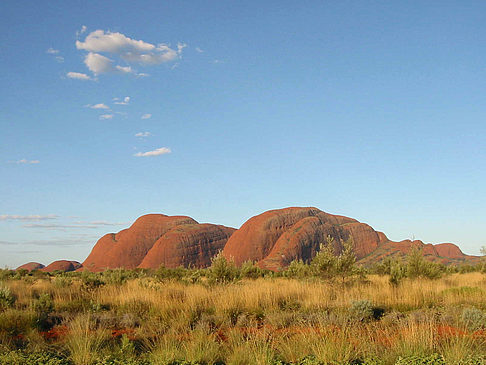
left=1, top=267, right=486, bottom=364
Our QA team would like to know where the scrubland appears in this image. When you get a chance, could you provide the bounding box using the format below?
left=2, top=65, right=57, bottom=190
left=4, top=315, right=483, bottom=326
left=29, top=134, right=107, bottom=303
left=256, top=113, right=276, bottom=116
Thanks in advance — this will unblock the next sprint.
left=1, top=251, right=486, bottom=364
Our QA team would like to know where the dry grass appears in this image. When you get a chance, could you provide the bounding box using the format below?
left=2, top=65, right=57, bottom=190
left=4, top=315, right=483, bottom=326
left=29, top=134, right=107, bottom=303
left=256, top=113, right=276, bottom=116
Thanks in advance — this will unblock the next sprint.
left=1, top=272, right=486, bottom=364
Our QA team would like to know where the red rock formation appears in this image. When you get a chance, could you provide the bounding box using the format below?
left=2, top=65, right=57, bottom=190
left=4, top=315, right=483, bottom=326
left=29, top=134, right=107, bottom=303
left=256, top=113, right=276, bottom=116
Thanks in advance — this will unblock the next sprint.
left=16, top=262, right=45, bottom=271
left=41, top=260, right=82, bottom=272
left=223, top=207, right=384, bottom=270
left=357, top=239, right=479, bottom=266
left=435, top=243, right=465, bottom=259
left=82, top=214, right=198, bottom=271
left=223, top=207, right=478, bottom=270
left=138, top=224, right=235, bottom=269
left=78, top=208, right=478, bottom=272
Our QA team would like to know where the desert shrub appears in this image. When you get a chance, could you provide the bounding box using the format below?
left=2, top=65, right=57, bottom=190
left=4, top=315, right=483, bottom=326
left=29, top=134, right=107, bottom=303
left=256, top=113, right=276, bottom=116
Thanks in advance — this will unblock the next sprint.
left=372, top=258, right=394, bottom=275
left=389, top=262, right=407, bottom=286
left=461, top=307, right=485, bottom=330
left=310, top=236, right=338, bottom=279
left=0, top=269, right=14, bottom=282
left=240, top=261, right=264, bottom=279
left=103, top=268, right=138, bottom=285
left=81, top=271, right=105, bottom=291
left=310, top=236, right=360, bottom=283
left=395, top=353, right=445, bottom=364
left=14, top=269, right=29, bottom=279
left=334, top=238, right=358, bottom=283
left=53, top=276, right=72, bottom=288
left=207, top=251, right=239, bottom=284
left=0, top=309, right=34, bottom=339
left=33, top=293, right=54, bottom=330
left=284, top=259, right=312, bottom=278
left=0, top=350, right=71, bottom=365
left=0, top=286, right=15, bottom=310
left=183, top=269, right=203, bottom=284
left=349, top=299, right=374, bottom=322
left=154, top=266, right=187, bottom=282
left=406, top=247, right=442, bottom=280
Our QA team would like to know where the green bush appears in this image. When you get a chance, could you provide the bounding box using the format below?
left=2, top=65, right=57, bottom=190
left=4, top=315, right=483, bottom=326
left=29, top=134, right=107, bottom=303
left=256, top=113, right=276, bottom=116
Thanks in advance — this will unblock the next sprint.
left=53, top=276, right=72, bottom=288
left=461, top=307, right=485, bottom=330
left=0, top=270, right=15, bottom=282
left=349, top=299, right=374, bottom=322
left=389, top=262, right=407, bottom=286
left=0, top=286, right=15, bottom=310
left=33, top=293, right=54, bottom=330
left=406, top=247, right=442, bottom=280
left=395, top=353, right=445, bottom=364
left=154, top=266, right=187, bottom=282
left=81, top=271, right=105, bottom=291
left=103, top=268, right=137, bottom=285
left=0, top=351, right=71, bottom=365
left=0, top=309, right=34, bottom=338
left=284, top=259, right=312, bottom=278
left=240, top=261, right=264, bottom=279
left=207, top=252, right=239, bottom=284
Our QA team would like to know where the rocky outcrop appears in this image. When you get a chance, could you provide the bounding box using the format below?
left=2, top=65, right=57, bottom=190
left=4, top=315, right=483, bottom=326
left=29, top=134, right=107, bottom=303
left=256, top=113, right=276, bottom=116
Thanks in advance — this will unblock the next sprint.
left=223, top=207, right=385, bottom=270
left=82, top=214, right=198, bottom=271
left=358, top=239, right=480, bottom=266
left=138, top=224, right=236, bottom=269
left=41, top=260, right=82, bottom=272
left=223, top=207, right=478, bottom=270
left=83, top=214, right=235, bottom=271
left=74, top=208, right=479, bottom=272
left=16, top=262, right=45, bottom=271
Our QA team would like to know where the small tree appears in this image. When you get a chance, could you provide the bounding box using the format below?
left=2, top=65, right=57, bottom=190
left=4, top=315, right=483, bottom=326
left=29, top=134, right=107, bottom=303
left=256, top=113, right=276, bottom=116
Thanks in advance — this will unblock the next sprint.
left=406, top=246, right=442, bottom=280
left=311, top=235, right=337, bottom=279
left=311, top=235, right=360, bottom=284
left=335, top=237, right=358, bottom=285
left=208, top=251, right=239, bottom=284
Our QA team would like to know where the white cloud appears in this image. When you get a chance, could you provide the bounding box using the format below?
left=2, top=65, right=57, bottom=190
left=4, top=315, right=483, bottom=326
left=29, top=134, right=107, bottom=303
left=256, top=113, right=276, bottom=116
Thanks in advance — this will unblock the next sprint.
left=0, top=214, right=58, bottom=222
left=99, top=114, right=113, bottom=120
left=76, top=25, right=87, bottom=37
left=141, top=113, right=152, bottom=119
left=84, top=52, right=115, bottom=74
left=134, top=147, right=171, bottom=157
left=75, top=30, right=184, bottom=74
left=135, top=132, right=151, bottom=137
left=55, top=56, right=64, bottom=63
left=76, top=30, right=155, bottom=54
left=87, top=103, right=109, bottom=110
left=136, top=72, right=149, bottom=77
left=46, top=47, right=59, bottom=54
left=66, top=72, right=92, bottom=80
left=13, top=159, right=40, bottom=164
left=195, top=47, right=204, bottom=53
left=83, top=52, right=135, bottom=75
left=114, top=96, right=130, bottom=105
left=116, top=65, right=133, bottom=73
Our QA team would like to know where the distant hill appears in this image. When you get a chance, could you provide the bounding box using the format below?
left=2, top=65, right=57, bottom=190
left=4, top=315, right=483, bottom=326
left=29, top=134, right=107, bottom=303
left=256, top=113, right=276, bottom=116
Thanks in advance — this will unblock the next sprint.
left=17, top=207, right=479, bottom=272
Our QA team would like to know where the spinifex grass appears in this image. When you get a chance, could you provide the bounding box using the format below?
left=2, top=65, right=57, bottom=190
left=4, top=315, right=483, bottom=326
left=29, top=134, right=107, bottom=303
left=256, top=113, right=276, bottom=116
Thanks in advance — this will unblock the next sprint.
left=1, top=272, right=486, bottom=364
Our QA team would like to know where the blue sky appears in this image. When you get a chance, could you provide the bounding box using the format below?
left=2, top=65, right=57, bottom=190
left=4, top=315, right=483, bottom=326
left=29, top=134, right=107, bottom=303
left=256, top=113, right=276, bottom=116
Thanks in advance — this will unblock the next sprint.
left=1, top=1, right=485, bottom=268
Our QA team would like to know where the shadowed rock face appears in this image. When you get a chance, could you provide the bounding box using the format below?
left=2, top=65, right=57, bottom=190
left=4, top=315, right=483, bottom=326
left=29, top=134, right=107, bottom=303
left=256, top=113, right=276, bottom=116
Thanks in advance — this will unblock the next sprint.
left=16, top=262, right=45, bottom=271
left=41, top=260, right=82, bottom=272
left=138, top=224, right=236, bottom=269
left=223, top=207, right=384, bottom=270
left=83, top=214, right=198, bottom=271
